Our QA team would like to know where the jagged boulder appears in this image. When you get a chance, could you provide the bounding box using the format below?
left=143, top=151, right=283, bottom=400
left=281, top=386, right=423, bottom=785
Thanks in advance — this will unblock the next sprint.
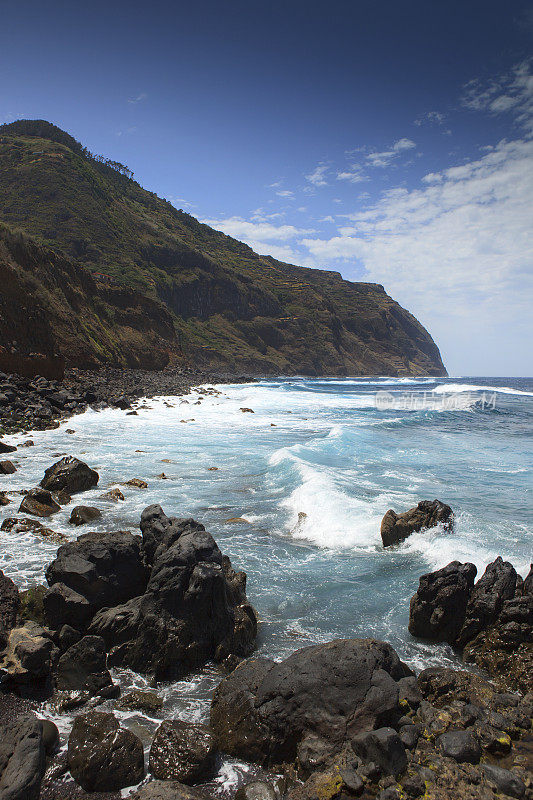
left=381, top=499, right=453, bottom=547
left=410, top=560, right=533, bottom=693
left=18, top=488, right=60, bottom=517
left=55, top=635, right=114, bottom=695
left=45, top=531, right=147, bottom=614
left=0, top=714, right=45, bottom=800
left=89, top=505, right=257, bottom=679
left=408, top=561, right=477, bottom=642
left=0, top=460, right=16, bottom=474
left=0, top=441, right=16, bottom=454
left=457, top=557, right=519, bottom=647
left=210, top=638, right=413, bottom=767
left=40, top=456, right=98, bottom=495
left=43, top=582, right=92, bottom=630
left=67, top=711, right=144, bottom=791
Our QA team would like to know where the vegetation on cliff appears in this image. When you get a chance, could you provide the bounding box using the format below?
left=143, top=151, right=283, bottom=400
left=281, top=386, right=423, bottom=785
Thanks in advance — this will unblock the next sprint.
left=0, top=120, right=446, bottom=375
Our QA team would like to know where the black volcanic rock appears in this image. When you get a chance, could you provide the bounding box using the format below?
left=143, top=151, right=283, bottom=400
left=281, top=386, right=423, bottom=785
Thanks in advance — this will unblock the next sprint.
left=410, top=559, right=533, bottom=693
left=45, top=531, right=147, bottom=611
left=408, top=561, right=477, bottom=642
left=90, top=505, right=257, bottom=679
left=149, top=720, right=216, bottom=784
left=381, top=500, right=453, bottom=547
left=40, top=456, right=98, bottom=494
left=0, top=714, right=45, bottom=800
left=0, top=570, right=20, bottom=649
left=67, top=711, right=144, bottom=791
left=210, top=638, right=412, bottom=767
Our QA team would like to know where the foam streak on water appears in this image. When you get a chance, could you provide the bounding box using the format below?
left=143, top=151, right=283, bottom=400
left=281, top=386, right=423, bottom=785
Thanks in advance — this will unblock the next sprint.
left=0, top=375, right=531, bottom=760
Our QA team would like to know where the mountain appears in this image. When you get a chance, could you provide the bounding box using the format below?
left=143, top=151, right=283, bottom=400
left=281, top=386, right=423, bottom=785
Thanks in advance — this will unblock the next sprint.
left=0, top=120, right=446, bottom=376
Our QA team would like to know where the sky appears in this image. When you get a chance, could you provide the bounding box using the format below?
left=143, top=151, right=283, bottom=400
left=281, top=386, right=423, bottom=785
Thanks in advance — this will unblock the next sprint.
left=1, top=0, right=532, bottom=375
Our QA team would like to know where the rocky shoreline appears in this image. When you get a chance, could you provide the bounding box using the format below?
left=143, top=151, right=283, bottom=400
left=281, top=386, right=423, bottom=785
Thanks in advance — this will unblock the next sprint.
left=0, top=457, right=530, bottom=800
left=0, top=366, right=255, bottom=436
left=0, top=395, right=531, bottom=800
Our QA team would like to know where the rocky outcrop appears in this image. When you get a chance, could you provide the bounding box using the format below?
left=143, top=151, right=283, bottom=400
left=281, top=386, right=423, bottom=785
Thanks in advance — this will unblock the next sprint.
left=408, top=561, right=477, bottom=642
left=39, top=505, right=256, bottom=681
left=40, top=456, right=99, bottom=495
left=381, top=500, right=453, bottom=547
left=88, top=505, right=257, bottom=679
left=55, top=635, right=114, bottom=694
left=67, top=711, right=144, bottom=791
left=210, top=638, right=413, bottom=768
left=0, top=714, right=46, bottom=800
left=149, top=720, right=217, bottom=784
left=44, top=531, right=147, bottom=626
left=409, top=559, right=533, bottom=692
left=0, top=460, right=16, bottom=474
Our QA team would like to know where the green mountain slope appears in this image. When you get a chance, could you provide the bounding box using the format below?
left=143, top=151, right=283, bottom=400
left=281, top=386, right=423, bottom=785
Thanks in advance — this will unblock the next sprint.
left=0, top=120, right=446, bottom=376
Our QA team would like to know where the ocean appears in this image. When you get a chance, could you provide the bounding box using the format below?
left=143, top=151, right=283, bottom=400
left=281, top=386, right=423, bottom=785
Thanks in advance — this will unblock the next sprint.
left=1, top=376, right=532, bottom=791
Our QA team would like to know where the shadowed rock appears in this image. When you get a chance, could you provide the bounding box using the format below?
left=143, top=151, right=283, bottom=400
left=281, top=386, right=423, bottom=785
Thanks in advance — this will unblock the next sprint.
left=408, top=561, right=477, bottom=643
left=69, top=505, right=102, bottom=526
left=381, top=499, right=453, bottom=547
left=0, top=714, right=45, bottom=800
left=210, top=638, right=413, bottom=767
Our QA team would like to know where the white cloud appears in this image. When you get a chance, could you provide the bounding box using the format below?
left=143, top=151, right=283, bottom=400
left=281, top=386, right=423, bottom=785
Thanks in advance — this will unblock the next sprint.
left=276, top=189, right=294, bottom=197
left=202, top=216, right=314, bottom=261
left=127, top=92, right=147, bottom=104
left=365, top=137, right=416, bottom=168
left=299, top=137, right=533, bottom=373
left=337, top=165, right=368, bottom=183
left=305, top=164, right=328, bottom=186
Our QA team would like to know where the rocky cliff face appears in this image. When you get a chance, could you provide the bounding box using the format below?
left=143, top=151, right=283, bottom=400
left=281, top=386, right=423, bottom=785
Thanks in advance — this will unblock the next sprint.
left=0, top=120, right=447, bottom=376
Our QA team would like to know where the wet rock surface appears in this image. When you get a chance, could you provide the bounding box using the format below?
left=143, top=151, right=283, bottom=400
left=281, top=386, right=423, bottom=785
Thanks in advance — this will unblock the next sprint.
left=19, top=488, right=61, bottom=517
left=409, top=558, right=533, bottom=692
left=149, top=719, right=217, bottom=783
left=40, top=457, right=99, bottom=496
left=67, top=711, right=144, bottom=792
left=381, top=500, right=453, bottom=547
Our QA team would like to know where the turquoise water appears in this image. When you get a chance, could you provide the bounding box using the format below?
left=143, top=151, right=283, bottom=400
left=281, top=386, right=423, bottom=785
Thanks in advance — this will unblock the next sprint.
left=1, top=376, right=531, bottom=786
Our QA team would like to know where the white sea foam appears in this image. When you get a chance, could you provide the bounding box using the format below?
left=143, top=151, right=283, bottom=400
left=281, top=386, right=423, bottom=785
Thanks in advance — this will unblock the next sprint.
left=433, top=383, right=533, bottom=397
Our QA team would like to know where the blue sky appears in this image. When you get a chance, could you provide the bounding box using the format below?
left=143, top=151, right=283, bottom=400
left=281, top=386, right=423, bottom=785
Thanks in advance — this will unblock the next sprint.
left=1, top=0, right=532, bottom=375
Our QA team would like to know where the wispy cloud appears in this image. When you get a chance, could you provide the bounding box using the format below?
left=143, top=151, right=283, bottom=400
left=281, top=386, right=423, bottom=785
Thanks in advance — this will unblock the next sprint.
left=336, top=165, right=367, bottom=183
left=276, top=189, right=294, bottom=197
left=127, top=92, right=148, bottom=105
left=364, top=137, right=416, bottom=168
left=305, top=163, right=329, bottom=186
left=414, top=110, right=446, bottom=127
left=461, top=60, right=533, bottom=131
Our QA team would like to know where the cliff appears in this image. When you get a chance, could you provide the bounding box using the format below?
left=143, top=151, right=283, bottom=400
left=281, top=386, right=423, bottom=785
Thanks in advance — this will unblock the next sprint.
left=0, top=120, right=446, bottom=376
